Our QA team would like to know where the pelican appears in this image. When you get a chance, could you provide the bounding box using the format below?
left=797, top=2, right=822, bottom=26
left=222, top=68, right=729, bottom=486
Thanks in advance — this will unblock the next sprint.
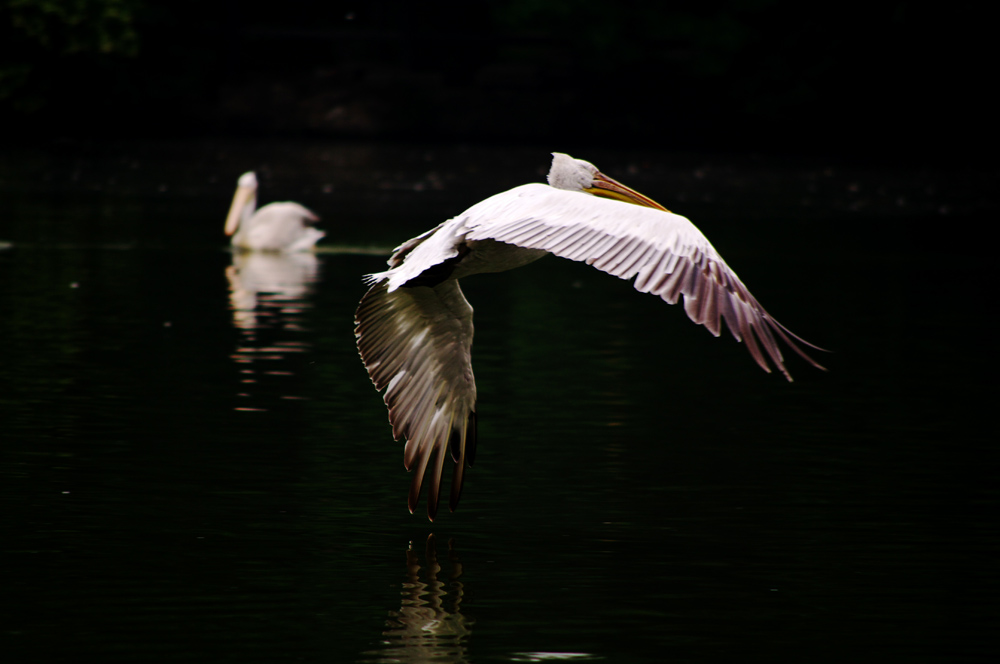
left=355, top=153, right=825, bottom=519
left=225, top=171, right=324, bottom=251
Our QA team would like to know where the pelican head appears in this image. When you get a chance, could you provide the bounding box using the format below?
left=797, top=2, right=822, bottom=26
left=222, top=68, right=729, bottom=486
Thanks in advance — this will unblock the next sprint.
left=548, top=153, right=668, bottom=212
left=225, top=171, right=259, bottom=236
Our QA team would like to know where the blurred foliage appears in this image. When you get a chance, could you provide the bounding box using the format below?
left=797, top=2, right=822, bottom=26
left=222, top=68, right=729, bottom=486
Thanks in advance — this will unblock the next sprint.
left=0, top=0, right=988, bottom=162
left=487, top=0, right=904, bottom=117
left=490, top=0, right=763, bottom=74
left=1, top=0, right=142, bottom=110
left=6, top=0, right=141, bottom=55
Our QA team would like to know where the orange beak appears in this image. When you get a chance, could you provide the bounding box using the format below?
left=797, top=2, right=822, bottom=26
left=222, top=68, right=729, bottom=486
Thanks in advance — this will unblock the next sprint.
left=225, top=183, right=256, bottom=236
left=585, top=171, right=670, bottom=212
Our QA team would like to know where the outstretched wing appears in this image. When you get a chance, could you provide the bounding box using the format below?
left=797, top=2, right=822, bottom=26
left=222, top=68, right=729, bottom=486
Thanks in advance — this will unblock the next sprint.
left=355, top=279, right=478, bottom=520
left=464, top=184, right=825, bottom=380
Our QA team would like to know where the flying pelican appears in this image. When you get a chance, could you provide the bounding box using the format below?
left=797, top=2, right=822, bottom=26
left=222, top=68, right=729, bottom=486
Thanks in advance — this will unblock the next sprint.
left=225, top=171, right=324, bottom=251
left=355, top=153, right=825, bottom=520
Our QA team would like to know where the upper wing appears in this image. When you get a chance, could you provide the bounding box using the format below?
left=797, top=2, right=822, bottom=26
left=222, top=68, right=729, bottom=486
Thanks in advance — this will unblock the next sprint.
left=464, top=184, right=824, bottom=380
left=373, top=217, right=471, bottom=291
left=355, top=279, right=477, bottom=520
left=385, top=221, right=448, bottom=268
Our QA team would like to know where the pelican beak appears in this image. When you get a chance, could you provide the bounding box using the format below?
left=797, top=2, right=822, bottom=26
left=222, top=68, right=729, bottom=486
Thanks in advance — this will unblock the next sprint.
left=225, top=184, right=255, bottom=236
left=586, top=171, right=670, bottom=212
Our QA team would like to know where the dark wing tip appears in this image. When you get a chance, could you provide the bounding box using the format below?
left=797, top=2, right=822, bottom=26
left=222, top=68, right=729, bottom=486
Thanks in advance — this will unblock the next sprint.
left=407, top=475, right=421, bottom=515
left=448, top=410, right=478, bottom=513
left=466, top=411, right=478, bottom=467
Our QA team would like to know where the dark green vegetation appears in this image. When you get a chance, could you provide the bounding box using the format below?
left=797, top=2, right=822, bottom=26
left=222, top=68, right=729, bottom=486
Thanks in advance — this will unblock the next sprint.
left=1, top=1, right=990, bottom=164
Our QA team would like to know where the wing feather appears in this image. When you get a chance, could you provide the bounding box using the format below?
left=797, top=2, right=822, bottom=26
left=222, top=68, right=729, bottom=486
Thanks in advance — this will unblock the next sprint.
left=464, top=184, right=825, bottom=380
left=355, top=279, right=477, bottom=520
left=547, top=224, right=592, bottom=253
left=615, top=242, right=658, bottom=280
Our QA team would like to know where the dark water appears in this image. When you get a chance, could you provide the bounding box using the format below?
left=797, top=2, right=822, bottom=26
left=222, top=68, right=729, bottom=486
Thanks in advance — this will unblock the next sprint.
left=2, top=142, right=996, bottom=662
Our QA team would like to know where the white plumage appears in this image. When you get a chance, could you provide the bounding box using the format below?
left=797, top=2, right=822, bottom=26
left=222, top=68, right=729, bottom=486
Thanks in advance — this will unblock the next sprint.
left=355, top=153, right=825, bottom=520
left=225, top=171, right=324, bottom=252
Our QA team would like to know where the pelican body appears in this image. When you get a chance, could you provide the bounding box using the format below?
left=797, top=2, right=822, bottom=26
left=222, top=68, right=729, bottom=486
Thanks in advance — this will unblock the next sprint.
left=355, top=153, right=824, bottom=519
left=225, top=171, right=324, bottom=251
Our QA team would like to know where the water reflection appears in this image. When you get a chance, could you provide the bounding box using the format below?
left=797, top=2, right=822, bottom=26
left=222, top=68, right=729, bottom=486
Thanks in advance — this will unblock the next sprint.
left=509, top=654, right=601, bottom=662
left=365, top=535, right=473, bottom=663
left=226, top=250, right=319, bottom=408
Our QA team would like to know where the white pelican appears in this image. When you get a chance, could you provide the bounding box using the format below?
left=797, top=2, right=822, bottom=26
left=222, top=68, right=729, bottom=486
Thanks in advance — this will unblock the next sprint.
left=355, top=153, right=825, bottom=519
left=225, top=171, right=324, bottom=251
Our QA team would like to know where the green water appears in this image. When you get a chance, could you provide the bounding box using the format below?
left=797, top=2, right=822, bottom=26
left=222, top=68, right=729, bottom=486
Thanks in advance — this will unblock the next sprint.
left=2, top=141, right=995, bottom=662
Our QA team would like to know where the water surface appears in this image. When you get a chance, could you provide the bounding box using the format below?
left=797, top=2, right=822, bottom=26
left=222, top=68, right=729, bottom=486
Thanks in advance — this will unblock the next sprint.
left=2, top=141, right=996, bottom=662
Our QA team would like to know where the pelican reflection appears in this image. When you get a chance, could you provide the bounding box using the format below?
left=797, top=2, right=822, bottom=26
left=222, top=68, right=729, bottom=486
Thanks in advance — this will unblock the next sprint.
left=226, top=251, right=319, bottom=409
left=364, top=535, right=472, bottom=663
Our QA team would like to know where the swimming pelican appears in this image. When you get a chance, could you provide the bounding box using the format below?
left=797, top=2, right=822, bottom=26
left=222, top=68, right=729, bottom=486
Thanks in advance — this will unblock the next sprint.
left=355, top=153, right=825, bottom=519
left=225, top=171, right=324, bottom=251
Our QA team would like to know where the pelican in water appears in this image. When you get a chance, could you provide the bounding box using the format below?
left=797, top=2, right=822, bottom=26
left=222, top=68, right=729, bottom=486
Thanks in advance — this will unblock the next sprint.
left=225, top=171, right=324, bottom=251
left=356, top=153, right=825, bottom=519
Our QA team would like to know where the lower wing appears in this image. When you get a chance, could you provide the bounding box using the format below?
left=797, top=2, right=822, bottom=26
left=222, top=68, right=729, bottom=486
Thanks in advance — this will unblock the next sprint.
left=355, top=279, right=478, bottom=519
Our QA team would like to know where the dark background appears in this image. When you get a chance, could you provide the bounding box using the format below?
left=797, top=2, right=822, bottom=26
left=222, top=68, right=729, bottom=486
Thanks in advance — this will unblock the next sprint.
left=1, top=1, right=990, bottom=166
left=3, top=4, right=998, bottom=661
